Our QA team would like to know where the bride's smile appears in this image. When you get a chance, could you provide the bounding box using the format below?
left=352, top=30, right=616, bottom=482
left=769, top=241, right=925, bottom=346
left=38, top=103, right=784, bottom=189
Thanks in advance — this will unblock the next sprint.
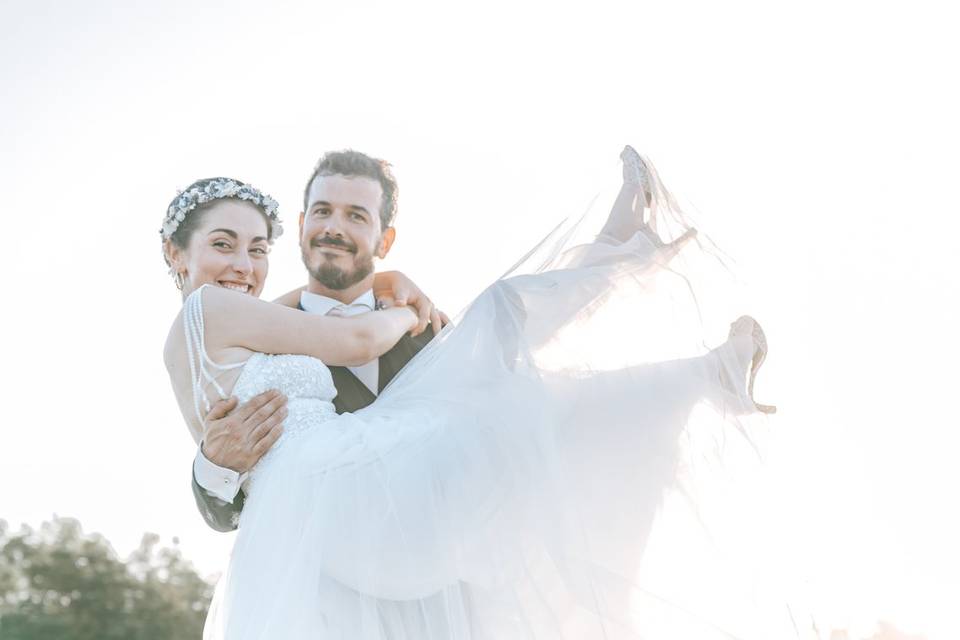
left=218, top=281, right=254, bottom=294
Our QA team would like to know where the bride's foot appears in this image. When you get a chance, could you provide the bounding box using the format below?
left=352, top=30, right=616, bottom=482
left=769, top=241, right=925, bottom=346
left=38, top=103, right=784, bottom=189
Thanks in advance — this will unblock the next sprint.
left=619, top=145, right=698, bottom=258
left=728, top=316, right=777, bottom=414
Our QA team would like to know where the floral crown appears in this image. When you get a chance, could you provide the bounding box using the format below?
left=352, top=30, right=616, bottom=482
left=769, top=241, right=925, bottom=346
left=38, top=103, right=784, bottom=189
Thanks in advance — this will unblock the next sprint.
left=160, top=178, right=283, bottom=240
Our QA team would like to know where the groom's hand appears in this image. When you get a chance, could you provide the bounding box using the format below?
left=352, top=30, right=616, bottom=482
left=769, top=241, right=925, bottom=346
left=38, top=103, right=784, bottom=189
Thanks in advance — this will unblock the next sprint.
left=201, top=390, right=288, bottom=473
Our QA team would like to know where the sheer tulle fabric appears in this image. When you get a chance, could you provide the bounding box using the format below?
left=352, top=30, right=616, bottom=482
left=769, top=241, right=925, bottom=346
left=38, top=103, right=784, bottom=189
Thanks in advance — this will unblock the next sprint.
left=200, top=168, right=785, bottom=639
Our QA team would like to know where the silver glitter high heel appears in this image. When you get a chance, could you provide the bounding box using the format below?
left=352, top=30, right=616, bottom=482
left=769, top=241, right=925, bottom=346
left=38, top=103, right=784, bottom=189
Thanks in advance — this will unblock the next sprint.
left=620, top=144, right=652, bottom=206
left=729, top=316, right=777, bottom=414
left=620, top=145, right=698, bottom=258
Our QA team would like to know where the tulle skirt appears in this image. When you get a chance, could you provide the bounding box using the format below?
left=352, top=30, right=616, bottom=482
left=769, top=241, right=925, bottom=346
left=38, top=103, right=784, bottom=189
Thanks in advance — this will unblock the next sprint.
left=204, top=163, right=788, bottom=639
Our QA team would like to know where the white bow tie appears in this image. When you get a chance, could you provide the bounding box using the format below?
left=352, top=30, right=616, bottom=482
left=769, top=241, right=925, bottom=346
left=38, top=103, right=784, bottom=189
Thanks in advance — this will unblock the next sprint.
left=327, top=303, right=371, bottom=318
left=299, top=290, right=377, bottom=317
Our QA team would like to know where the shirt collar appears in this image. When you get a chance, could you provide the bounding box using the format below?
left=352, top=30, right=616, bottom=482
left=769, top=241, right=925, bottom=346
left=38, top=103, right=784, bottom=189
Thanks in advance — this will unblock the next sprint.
left=299, top=289, right=376, bottom=315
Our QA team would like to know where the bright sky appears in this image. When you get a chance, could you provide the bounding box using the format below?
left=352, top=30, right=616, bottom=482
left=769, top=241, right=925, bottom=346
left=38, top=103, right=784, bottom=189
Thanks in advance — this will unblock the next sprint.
left=2, top=1, right=957, bottom=638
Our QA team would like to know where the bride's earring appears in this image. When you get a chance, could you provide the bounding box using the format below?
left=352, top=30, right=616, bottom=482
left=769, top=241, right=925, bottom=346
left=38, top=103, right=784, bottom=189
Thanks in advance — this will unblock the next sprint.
left=172, top=269, right=185, bottom=291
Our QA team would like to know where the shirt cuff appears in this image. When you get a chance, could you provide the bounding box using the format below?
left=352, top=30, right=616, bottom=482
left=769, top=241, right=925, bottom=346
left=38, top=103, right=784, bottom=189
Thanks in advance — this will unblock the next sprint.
left=194, top=445, right=243, bottom=503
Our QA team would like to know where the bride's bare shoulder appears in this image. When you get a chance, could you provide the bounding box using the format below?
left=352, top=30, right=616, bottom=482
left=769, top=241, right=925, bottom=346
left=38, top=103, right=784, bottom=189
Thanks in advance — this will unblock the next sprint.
left=162, top=286, right=229, bottom=371
left=163, top=308, right=186, bottom=374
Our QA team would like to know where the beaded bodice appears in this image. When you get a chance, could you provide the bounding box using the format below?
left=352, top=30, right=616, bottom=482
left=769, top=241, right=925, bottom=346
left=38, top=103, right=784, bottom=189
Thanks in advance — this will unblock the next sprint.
left=232, top=353, right=339, bottom=474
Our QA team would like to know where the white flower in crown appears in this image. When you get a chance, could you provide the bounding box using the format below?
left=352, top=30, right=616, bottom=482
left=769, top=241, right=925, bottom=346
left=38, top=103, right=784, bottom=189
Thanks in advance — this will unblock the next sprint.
left=235, top=185, right=258, bottom=202
left=175, top=192, right=192, bottom=210
left=206, top=179, right=237, bottom=198
left=261, top=195, right=279, bottom=214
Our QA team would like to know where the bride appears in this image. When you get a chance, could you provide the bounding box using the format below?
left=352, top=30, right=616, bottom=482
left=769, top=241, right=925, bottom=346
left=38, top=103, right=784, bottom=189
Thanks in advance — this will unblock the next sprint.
left=163, top=147, right=775, bottom=639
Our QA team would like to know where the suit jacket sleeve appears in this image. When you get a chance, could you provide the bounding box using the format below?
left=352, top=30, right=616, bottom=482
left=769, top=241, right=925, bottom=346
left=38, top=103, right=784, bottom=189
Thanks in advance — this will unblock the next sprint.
left=192, top=467, right=245, bottom=532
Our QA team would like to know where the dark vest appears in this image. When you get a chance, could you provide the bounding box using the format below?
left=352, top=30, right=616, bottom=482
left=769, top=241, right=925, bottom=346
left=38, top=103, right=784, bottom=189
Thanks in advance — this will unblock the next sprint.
left=327, top=330, right=433, bottom=413
left=297, top=301, right=434, bottom=413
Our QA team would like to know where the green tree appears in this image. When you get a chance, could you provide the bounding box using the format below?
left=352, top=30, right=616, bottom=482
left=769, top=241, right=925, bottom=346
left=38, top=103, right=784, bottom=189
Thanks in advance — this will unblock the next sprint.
left=0, top=517, right=213, bottom=639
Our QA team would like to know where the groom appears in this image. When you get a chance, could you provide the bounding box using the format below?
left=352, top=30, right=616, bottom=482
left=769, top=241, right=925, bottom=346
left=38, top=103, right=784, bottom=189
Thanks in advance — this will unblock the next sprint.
left=192, top=150, right=443, bottom=531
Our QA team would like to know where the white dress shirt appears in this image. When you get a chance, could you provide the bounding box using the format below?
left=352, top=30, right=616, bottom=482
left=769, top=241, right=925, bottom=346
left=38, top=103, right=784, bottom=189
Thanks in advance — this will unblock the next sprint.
left=193, top=289, right=379, bottom=502
left=298, top=290, right=380, bottom=393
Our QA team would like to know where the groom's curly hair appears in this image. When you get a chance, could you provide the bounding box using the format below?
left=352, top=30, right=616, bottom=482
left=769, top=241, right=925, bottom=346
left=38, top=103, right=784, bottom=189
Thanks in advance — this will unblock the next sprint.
left=302, top=150, right=399, bottom=229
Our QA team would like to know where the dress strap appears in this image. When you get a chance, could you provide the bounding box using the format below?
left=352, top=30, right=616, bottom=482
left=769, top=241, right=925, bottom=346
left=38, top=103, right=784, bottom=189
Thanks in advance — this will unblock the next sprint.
left=183, top=285, right=245, bottom=425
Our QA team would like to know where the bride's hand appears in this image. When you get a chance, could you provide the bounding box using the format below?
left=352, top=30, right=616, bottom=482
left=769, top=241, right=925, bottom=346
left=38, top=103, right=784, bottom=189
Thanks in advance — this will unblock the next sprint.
left=373, top=271, right=444, bottom=337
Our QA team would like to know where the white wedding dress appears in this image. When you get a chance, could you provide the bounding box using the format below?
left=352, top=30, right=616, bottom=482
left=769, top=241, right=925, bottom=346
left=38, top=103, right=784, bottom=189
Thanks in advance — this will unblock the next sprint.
left=192, top=177, right=782, bottom=639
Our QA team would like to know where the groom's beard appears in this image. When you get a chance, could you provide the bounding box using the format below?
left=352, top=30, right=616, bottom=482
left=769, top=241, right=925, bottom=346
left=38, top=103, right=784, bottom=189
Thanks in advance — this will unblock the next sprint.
left=303, top=238, right=375, bottom=290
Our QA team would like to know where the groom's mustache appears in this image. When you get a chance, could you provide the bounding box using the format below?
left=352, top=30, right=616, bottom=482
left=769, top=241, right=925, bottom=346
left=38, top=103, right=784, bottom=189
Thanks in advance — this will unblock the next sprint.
left=311, top=237, right=357, bottom=253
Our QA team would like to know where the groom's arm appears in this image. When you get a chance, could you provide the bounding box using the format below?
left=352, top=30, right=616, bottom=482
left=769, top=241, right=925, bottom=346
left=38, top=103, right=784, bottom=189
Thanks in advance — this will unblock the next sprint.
left=191, top=392, right=287, bottom=531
